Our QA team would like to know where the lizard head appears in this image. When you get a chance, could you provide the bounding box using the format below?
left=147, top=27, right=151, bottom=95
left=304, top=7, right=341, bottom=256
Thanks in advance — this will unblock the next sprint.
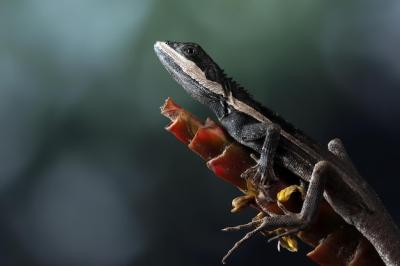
left=154, top=41, right=228, bottom=107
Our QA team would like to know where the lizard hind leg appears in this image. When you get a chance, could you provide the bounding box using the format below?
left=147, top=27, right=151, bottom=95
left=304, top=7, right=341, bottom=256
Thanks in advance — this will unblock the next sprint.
left=222, top=160, right=333, bottom=264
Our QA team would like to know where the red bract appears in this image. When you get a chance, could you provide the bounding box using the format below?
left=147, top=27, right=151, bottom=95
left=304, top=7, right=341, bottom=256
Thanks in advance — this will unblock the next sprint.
left=161, top=97, right=203, bottom=145
left=161, top=98, right=247, bottom=190
left=161, top=97, right=384, bottom=266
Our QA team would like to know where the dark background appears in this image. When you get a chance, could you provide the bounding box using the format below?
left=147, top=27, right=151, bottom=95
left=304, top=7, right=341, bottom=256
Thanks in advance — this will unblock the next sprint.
left=1, top=0, right=399, bottom=265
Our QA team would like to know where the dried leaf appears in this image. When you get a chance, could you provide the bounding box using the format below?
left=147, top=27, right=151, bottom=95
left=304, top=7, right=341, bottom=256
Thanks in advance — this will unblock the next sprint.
left=277, top=185, right=305, bottom=203
left=279, top=235, right=299, bottom=252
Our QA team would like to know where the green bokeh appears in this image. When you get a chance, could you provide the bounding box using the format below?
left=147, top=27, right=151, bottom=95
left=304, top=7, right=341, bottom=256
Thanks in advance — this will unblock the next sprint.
left=0, top=1, right=399, bottom=265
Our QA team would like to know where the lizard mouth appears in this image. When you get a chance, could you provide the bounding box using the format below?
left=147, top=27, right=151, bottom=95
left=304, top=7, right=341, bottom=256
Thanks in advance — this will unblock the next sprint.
left=154, top=41, right=190, bottom=86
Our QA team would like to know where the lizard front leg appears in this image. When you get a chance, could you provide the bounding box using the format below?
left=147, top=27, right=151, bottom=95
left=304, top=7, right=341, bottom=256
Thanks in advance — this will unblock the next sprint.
left=240, top=123, right=281, bottom=188
left=222, top=160, right=336, bottom=264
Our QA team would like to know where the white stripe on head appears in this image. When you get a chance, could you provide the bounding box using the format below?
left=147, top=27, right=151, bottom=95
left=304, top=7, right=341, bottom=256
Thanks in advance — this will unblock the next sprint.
left=155, top=42, right=226, bottom=96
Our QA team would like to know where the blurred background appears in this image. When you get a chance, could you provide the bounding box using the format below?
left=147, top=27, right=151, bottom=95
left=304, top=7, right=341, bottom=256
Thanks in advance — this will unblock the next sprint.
left=0, top=0, right=399, bottom=265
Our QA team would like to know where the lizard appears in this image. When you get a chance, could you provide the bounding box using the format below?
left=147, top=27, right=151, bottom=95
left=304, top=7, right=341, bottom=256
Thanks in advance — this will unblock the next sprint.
left=153, top=41, right=400, bottom=265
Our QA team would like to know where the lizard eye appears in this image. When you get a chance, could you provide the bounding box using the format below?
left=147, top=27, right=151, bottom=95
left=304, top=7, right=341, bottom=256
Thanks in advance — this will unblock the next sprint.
left=183, top=46, right=197, bottom=56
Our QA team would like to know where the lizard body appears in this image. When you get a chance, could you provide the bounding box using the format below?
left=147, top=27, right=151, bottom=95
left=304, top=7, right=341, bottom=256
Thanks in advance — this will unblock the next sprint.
left=154, top=41, right=400, bottom=265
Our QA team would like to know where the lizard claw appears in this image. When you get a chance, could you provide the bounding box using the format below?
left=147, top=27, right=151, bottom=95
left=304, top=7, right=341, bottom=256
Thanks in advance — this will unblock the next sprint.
left=222, top=215, right=305, bottom=263
left=241, top=161, right=278, bottom=187
left=221, top=217, right=269, bottom=264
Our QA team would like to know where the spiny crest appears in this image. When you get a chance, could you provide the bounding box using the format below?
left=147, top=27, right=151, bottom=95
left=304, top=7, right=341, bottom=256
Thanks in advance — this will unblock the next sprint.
left=221, top=69, right=255, bottom=101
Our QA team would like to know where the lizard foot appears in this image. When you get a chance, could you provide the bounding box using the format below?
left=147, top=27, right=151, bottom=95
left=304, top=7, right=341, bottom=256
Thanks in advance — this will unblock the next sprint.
left=221, top=214, right=307, bottom=264
left=240, top=155, right=278, bottom=187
